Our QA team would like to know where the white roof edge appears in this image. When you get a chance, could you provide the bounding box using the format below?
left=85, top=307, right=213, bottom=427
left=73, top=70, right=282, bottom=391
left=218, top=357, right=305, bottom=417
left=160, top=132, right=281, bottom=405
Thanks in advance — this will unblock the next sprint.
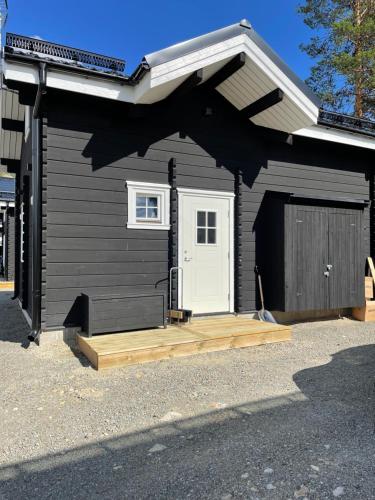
left=295, top=125, right=375, bottom=150
left=4, top=61, right=373, bottom=150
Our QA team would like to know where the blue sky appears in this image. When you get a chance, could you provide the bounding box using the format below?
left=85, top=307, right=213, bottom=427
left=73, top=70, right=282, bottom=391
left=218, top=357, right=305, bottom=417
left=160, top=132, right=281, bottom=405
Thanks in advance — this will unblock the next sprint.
left=6, top=1, right=314, bottom=79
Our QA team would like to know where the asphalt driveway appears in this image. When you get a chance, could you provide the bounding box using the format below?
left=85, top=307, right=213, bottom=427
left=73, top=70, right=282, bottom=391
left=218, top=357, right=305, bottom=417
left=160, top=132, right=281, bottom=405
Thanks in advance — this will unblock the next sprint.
left=0, top=291, right=374, bottom=499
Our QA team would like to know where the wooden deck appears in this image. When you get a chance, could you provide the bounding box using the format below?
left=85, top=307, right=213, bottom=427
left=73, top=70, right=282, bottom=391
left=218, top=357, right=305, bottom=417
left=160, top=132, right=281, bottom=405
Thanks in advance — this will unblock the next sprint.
left=77, top=316, right=291, bottom=370
left=0, top=281, right=14, bottom=291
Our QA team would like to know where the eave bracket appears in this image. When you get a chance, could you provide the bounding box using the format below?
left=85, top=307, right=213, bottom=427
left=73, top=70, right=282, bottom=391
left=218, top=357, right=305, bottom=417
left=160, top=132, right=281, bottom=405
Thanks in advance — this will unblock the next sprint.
left=241, top=88, right=284, bottom=119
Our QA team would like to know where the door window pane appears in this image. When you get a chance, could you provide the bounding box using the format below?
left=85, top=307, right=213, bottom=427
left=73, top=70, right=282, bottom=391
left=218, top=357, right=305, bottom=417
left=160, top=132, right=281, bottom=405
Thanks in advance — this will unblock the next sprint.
left=207, top=212, right=216, bottom=227
left=197, top=228, right=206, bottom=244
left=197, top=211, right=206, bottom=227
left=207, top=228, right=216, bottom=244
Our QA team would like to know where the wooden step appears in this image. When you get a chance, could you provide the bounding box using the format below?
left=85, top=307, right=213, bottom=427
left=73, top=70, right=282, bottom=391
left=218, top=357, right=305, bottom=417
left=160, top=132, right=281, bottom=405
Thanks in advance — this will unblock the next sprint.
left=0, top=281, right=14, bottom=291
left=77, top=317, right=291, bottom=370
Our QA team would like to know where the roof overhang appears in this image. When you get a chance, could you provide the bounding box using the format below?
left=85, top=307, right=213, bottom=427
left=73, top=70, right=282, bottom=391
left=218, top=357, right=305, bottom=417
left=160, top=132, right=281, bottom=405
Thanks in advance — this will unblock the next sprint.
left=3, top=20, right=320, bottom=134
left=295, top=124, right=375, bottom=150
left=140, top=21, right=320, bottom=133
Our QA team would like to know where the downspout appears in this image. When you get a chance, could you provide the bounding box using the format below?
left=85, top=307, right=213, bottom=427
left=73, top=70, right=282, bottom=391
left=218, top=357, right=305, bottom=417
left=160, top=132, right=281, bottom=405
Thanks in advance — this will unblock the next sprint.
left=28, top=62, right=46, bottom=343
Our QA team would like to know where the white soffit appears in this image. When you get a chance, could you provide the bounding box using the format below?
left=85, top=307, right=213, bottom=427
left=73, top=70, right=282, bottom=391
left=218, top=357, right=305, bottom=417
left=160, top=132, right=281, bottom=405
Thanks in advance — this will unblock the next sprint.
left=295, top=125, right=375, bottom=150
left=2, top=88, right=25, bottom=121
left=143, top=33, right=319, bottom=132
left=1, top=89, right=24, bottom=161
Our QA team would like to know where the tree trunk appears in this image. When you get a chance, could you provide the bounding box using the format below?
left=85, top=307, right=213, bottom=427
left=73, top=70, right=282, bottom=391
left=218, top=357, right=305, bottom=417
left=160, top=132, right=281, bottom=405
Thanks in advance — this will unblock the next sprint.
left=354, top=0, right=364, bottom=117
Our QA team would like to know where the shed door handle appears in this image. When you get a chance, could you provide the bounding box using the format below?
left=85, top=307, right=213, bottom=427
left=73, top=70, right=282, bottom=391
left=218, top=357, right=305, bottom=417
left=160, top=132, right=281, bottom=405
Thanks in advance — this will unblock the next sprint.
left=327, top=264, right=333, bottom=270
left=324, top=271, right=330, bottom=277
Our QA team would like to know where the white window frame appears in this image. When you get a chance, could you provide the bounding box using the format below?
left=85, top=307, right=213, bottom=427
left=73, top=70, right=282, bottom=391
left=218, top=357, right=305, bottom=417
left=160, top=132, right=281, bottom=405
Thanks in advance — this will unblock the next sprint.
left=126, top=180, right=170, bottom=230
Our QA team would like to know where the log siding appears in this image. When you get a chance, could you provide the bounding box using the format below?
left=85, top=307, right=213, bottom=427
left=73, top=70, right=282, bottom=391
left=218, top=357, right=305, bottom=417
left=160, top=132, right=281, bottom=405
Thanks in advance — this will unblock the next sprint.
left=41, top=89, right=372, bottom=328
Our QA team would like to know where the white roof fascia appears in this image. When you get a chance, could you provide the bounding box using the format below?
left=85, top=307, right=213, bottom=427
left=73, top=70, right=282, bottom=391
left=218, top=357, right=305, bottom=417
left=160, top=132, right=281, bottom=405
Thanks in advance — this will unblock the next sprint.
left=295, top=125, right=375, bottom=150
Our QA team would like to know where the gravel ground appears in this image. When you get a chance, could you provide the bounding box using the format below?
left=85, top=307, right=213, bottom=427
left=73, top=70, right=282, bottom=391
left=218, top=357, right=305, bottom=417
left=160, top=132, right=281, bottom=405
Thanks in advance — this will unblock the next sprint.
left=0, top=291, right=374, bottom=499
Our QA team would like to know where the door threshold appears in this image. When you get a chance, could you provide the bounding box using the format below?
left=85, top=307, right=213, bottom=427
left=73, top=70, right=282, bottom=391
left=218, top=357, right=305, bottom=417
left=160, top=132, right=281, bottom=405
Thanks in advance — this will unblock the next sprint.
left=192, top=311, right=234, bottom=319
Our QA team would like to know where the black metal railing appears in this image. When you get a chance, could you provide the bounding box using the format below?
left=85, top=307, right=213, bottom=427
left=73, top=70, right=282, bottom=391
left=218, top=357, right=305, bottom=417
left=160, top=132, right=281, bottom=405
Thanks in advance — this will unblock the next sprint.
left=319, top=109, right=375, bottom=137
left=5, top=33, right=125, bottom=73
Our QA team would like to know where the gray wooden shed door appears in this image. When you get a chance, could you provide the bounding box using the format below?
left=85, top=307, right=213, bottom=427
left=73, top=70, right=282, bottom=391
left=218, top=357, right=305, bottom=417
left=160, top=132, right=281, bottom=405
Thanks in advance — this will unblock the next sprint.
left=328, top=210, right=364, bottom=309
left=287, top=205, right=329, bottom=311
left=286, top=204, right=363, bottom=311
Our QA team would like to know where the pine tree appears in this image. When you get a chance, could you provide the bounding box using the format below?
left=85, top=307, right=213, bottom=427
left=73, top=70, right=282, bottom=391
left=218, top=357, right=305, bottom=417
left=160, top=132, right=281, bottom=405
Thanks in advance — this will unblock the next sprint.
left=298, top=0, right=375, bottom=119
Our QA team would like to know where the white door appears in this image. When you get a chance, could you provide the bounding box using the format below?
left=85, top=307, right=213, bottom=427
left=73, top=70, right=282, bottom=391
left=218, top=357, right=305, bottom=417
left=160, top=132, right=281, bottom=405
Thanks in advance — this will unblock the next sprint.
left=179, top=190, right=233, bottom=314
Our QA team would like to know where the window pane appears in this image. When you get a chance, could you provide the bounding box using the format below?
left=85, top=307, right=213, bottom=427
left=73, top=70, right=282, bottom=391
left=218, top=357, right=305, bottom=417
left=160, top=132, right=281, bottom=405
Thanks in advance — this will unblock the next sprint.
left=207, top=228, right=216, bottom=244
left=197, top=211, right=206, bottom=227
left=148, top=197, right=158, bottom=207
left=147, top=207, right=158, bottom=219
left=207, top=212, right=216, bottom=227
left=197, top=228, right=206, bottom=244
left=136, top=196, right=147, bottom=207
left=136, top=207, right=146, bottom=218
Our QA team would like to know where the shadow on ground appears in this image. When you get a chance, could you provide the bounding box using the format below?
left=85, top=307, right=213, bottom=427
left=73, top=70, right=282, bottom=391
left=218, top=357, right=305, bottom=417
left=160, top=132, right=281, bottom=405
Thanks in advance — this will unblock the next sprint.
left=0, top=292, right=30, bottom=346
left=1, top=342, right=374, bottom=499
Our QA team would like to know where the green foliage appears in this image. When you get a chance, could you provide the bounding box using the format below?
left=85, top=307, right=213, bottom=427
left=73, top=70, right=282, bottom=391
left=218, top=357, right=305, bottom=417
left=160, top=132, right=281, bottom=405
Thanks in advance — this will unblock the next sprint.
left=298, top=0, right=375, bottom=119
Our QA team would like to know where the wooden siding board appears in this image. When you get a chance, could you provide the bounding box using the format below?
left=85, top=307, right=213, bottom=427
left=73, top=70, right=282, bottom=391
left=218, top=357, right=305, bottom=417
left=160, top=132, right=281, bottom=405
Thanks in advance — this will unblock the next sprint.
left=47, top=273, right=168, bottom=288
left=47, top=199, right=127, bottom=215
left=48, top=159, right=234, bottom=182
left=47, top=262, right=168, bottom=276
left=47, top=238, right=168, bottom=251
left=47, top=250, right=166, bottom=263
left=47, top=284, right=168, bottom=302
left=47, top=212, right=127, bottom=227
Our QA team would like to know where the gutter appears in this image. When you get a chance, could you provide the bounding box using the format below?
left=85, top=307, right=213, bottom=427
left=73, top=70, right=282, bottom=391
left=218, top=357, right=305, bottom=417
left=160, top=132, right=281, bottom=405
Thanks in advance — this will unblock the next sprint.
left=5, top=51, right=150, bottom=85
left=318, top=119, right=375, bottom=139
left=28, top=62, right=46, bottom=343
left=129, top=60, right=150, bottom=83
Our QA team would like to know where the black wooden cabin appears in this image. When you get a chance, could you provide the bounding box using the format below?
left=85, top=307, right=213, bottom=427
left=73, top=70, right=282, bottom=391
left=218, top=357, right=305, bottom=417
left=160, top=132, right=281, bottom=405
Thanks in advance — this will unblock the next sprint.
left=2, top=21, right=374, bottom=340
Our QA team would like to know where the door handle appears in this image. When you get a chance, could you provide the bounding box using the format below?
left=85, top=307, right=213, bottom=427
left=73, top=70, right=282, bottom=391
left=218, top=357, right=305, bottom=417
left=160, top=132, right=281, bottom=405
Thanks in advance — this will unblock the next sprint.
left=327, top=264, right=333, bottom=270
left=184, top=257, right=192, bottom=262
left=324, top=271, right=330, bottom=277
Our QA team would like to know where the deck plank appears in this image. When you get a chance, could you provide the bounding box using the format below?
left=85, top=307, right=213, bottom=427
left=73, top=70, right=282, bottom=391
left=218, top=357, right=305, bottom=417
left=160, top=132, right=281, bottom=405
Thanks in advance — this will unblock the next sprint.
left=77, top=317, right=291, bottom=369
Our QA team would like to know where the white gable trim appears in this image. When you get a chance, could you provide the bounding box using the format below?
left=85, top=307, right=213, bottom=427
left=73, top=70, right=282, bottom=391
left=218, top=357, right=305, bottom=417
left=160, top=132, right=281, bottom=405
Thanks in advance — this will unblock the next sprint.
left=144, top=33, right=318, bottom=125
left=295, top=125, right=375, bottom=150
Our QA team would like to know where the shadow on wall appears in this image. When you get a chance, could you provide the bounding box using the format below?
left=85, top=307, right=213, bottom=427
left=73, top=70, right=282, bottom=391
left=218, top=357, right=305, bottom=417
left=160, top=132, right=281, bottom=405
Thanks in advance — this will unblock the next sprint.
left=79, top=86, right=265, bottom=181
left=0, top=344, right=374, bottom=498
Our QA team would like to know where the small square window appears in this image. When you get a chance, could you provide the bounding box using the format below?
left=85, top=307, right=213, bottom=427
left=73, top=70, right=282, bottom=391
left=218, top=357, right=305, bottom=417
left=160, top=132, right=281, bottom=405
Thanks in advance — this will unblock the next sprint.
left=136, top=194, right=160, bottom=221
left=127, top=181, right=170, bottom=230
left=196, top=210, right=217, bottom=245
